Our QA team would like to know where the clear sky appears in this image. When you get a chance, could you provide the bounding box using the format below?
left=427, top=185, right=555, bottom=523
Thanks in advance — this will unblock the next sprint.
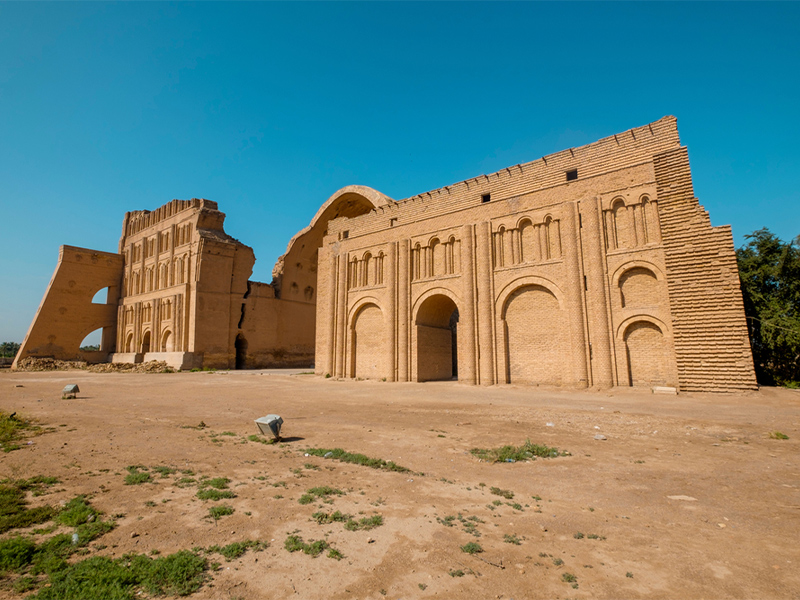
left=1, top=2, right=798, bottom=345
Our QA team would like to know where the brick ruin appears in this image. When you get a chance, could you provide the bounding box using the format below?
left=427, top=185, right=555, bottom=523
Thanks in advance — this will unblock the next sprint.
left=13, top=116, right=757, bottom=391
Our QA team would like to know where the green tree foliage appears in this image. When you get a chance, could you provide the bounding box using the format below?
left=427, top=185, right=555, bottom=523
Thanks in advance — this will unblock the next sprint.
left=737, top=228, right=800, bottom=386
left=0, top=342, right=20, bottom=358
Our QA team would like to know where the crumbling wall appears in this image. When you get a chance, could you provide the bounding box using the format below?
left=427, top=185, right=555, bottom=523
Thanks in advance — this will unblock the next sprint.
left=13, top=246, right=123, bottom=368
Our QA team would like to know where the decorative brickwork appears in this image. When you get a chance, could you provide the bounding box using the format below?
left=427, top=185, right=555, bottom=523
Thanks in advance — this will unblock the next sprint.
left=316, top=116, right=757, bottom=391
left=16, top=117, right=757, bottom=391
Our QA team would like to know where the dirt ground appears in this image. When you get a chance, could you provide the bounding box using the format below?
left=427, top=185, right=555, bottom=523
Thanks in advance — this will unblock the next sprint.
left=1, top=369, right=799, bottom=600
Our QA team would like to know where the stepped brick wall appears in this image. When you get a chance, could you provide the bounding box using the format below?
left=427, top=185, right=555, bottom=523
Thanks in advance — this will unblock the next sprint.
left=654, top=148, right=757, bottom=391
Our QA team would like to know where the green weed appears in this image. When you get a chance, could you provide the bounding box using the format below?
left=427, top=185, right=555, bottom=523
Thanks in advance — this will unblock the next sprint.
left=311, top=511, right=350, bottom=524
left=247, top=434, right=276, bottom=445
left=196, top=489, right=236, bottom=501
left=207, top=505, right=234, bottom=521
left=57, top=496, right=98, bottom=527
left=503, top=533, right=522, bottom=545
left=124, top=466, right=151, bottom=486
left=304, top=448, right=410, bottom=472
left=151, top=466, right=176, bottom=478
left=207, top=540, right=268, bottom=562
left=298, top=486, right=345, bottom=505
left=344, top=515, right=383, bottom=531
left=460, top=542, right=483, bottom=554
left=470, top=439, right=566, bottom=463
left=283, top=535, right=335, bottom=558
left=490, top=487, right=514, bottom=499
left=769, top=431, right=789, bottom=439
left=0, top=483, right=56, bottom=533
left=0, top=411, right=40, bottom=452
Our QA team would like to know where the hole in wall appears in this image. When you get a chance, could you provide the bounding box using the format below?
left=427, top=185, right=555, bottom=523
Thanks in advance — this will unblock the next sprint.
left=79, top=328, right=103, bottom=351
left=91, top=287, right=110, bottom=304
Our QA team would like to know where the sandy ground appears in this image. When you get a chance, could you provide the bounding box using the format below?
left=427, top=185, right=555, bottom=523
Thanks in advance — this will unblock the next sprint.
left=1, top=369, right=799, bottom=600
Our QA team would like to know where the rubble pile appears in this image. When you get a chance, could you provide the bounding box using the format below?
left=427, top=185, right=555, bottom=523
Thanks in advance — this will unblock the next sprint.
left=14, top=357, right=174, bottom=373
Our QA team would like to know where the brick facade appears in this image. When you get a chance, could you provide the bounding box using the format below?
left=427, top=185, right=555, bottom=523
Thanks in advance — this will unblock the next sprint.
left=314, top=116, right=757, bottom=391
left=16, top=116, right=757, bottom=391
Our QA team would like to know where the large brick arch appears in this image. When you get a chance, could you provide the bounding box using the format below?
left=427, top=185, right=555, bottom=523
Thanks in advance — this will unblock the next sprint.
left=412, top=290, right=460, bottom=382
left=349, top=300, right=386, bottom=380
left=614, top=315, right=676, bottom=387
left=501, top=284, right=566, bottom=385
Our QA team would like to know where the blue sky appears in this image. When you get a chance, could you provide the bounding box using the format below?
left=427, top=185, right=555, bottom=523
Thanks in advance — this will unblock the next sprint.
left=1, top=2, right=798, bottom=344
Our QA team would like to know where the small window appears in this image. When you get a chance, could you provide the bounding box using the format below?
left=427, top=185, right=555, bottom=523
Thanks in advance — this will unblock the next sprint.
left=481, top=193, right=491, bottom=203
left=341, top=230, right=349, bottom=240
left=390, top=218, right=397, bottom=227
left=566, top=169, right=578, bottom=181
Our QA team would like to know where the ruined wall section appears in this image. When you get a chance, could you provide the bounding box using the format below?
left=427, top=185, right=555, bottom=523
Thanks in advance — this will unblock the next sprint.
left=653, top=148, right=757, bottom=391
left=116, top=198, right=255, bottom=369
left=13, top=246, right=123, bottom=367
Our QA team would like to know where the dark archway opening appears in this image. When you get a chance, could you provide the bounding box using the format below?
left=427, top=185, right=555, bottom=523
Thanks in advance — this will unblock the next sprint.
left=141, top=331, right=151, bottom=354
left=450, top=309, right=459, bottom=379
left=416, top=295, right=459, bottom=382
left=235, top=334, right=248, bottom=370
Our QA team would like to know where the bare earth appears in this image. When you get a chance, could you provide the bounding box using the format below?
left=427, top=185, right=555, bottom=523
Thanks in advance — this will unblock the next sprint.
left=1, top=370, right=799, bottom=600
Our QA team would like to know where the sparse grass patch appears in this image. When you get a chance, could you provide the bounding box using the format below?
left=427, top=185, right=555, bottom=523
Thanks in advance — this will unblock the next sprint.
left=470, top=439, right=566, bottom=463
left=207, top=540, right=268, bottom=562
left=344, top=515, right=383, bottom=531
left=769, top=431, right=789, bottom=439
left=283, top=535, right=337, bottom=558
left=587, top=533, right=606, bottom=540
left=0, top=411, right=40, bottom=452
left=304, top=448, right=411, bottom=472
left=207, top=505, right=234, bottom=521
left=204, top=477, right=230, bottom=490
left=626, top=571, right=634, bottom=578
left=553, top=557, right=564, bottom=566
left=449, top=569, right=465, bottom=577
left=124, top=466, right=151, bottom=486
left=0, top=481, right=56, bottom=533
left=327, top=548, right=343, bottom=560
left=573, top=532, right=584, bottom=539
left=311, top=510, right=350, bottom=524
left=504, top=533, right=522, bottom=545
left=196, top=489, right=236, bottom=501
left=562, top=572, right=577, bottom=583
left=298, top=486, right=345, bottom=505
left=247, top=434, right=276, bottom=445
left=151, top=466, right=176, bottom=478
left=0, top=536, right=36, bottom=573
left=490, top=487, right=514, bottom=499
left=56, top=496, right=98, bottom=527
left=460, top=542, right=483, bottom=554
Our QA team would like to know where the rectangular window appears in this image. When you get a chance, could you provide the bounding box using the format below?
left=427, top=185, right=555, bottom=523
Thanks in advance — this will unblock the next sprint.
left=390, top=218, right=397, bottom=227
left=566, top=169, right=578, bottom=181
left=481, top=193, right=491, bottom=203
left=341, top=230, right=349, bottom=240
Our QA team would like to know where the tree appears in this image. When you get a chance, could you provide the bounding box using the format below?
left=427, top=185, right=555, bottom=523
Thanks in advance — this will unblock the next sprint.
left=0, top=342, right=21, bottom=358
left=736, top=228, right=800, bottom=386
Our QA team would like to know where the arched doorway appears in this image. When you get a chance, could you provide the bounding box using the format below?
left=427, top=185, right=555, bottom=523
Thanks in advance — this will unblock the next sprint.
left=503, top=285, right=565, bottom=385
left=235, top=334, right=248, bottom=370
left=351, top=304, right=385, bottom=379
left=141, top=331, right=151, bottom=354
left=125, top=333, right=134, bottom=353
left=624, top=321, right=669, bottom=386
left=415, top=294, right=459, bottom=382
left=161, top=330, right=173, bottom=352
